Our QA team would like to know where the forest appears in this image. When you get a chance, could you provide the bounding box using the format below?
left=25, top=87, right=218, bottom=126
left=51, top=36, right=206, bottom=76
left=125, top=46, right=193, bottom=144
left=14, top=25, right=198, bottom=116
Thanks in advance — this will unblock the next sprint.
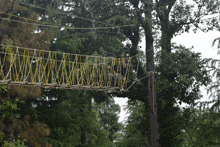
left=0, top=0, right=220, bottom=147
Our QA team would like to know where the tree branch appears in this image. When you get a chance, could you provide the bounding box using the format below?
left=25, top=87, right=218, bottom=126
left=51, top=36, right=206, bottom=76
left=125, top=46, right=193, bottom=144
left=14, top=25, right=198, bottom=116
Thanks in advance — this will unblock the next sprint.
left=167, top=0, right=176, bottom=14
left=135, top=8, right=153, bottom=42
left=0, top=1, right=15, bottom=23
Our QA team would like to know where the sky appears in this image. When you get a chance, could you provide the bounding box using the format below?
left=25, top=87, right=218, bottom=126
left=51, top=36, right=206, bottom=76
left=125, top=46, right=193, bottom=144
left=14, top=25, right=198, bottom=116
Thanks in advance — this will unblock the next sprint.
left=115, top=30, right=220, bottom=123
left=173, top=30, right=219, bottom=101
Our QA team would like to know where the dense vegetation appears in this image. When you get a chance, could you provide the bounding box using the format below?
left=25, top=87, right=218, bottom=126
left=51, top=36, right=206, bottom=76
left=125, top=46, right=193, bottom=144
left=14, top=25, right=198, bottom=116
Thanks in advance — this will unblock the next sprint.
left=0, top=0, right=220, bottom=147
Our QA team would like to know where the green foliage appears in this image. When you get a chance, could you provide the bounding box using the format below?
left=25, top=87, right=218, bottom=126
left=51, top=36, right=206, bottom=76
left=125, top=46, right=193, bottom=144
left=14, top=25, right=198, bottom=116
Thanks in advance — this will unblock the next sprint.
left=156, top=47, right=211, bottom=146
left=0, top=131, right=5, bottom=143
left=1, top=39, right=13, bottom=50
left=93, top=98, right=122, bottom=142
left=32, top=89, right=113, bottom=147
left=0, top=99, right=51, bottom=147
left=3, top=140, right=27, bottom=147
left=3, top=0, right=141, bottom=146
left=178, top=108, right=220, bottom=147
left=0, top=84, right=7, bottom=92
left=2, top=0, right=219, bottom=147
left=206, top=39, right=220, bottom=111
left=0, top=98, right=20, bottom=119
left=157, top=47, right=210, bottom=104
left=117, top=101, right=148, bottom=147
left=14, top=1, right=126, bottom=146
left=51, top=32, right=87, bottom=54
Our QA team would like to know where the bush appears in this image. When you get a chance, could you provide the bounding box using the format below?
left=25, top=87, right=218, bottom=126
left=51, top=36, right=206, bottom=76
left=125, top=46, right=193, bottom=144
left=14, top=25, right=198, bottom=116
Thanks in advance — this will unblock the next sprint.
left=3, top=139, right=27, bottom=147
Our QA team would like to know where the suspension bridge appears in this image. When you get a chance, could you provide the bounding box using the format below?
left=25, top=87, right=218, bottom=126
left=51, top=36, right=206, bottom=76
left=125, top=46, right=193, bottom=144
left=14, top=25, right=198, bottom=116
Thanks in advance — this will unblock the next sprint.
left=0, top=45, right=132, bottom=93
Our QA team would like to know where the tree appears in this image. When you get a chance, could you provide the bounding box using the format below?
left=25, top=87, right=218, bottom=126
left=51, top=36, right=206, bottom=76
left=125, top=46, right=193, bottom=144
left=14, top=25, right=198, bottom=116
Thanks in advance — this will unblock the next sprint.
left=178, top=107, right=220, bottom=147
left=0, top=95, right=52, bottom=146
left=0, top=0, right=54, bottom=101
left=156, top=46, right=210, bottom=146
left=2, top=0, right=219, bottom=146
left=117, top=100, right=149, bottom=147
left=108, top=0, right=159, bottom=145
left=8, top=1, right=126, bottom=146
left=118, top=0, right=219, bottom=146
left=153, top=0, right=219, bottom=146
left=93, top=98, right=122, bottom=143
left=32, top=89, right=114, bottom=147
left=207, top=37, right=220, bottom=112
left=106, top=0, right=220, bottom=146
left=155, top=0, right=220, bottom=55
left=0, top=1, right=55, bottom=144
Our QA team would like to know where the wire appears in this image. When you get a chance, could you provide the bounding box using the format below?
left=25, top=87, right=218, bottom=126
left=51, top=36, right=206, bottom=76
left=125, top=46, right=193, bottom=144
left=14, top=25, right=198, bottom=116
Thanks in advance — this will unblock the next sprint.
left=127, top=74, right=152, bottom=91
left=0, top=17, right=59, bottom=28
left=0, top=44, right=132, bottom=60
left=0, top=11, right=136, bottom=33
left=0, top=44, right=98, bottom=58
left=96, top=31, right=119, bottom=34
left=9, top=0, right=113, bottom=26
left=0, top=11, right=135, bottom=36
left=0, top=11, right=49, bottom=24
left=0, top=17, right=136, bottom=30
left=11, top=0, right=220, bottom=28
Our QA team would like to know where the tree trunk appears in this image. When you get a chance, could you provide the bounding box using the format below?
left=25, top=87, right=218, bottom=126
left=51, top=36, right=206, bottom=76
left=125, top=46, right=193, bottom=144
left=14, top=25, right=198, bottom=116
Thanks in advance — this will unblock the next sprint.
left=145, top=1, right=159, bottom=147
left=161, top=30, right=172, bottom=53
left=146, top=36, right=159, bottom=147
left=82, top=97, right=92, bottom=144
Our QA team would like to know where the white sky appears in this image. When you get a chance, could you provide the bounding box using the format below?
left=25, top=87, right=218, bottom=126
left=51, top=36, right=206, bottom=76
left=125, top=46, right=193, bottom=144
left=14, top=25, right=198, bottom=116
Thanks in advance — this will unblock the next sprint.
left=115, top=30, right=220, bottom=123
left=173, top=30, right=219, bottom=102
left=114, top=97, right=128, bottom=123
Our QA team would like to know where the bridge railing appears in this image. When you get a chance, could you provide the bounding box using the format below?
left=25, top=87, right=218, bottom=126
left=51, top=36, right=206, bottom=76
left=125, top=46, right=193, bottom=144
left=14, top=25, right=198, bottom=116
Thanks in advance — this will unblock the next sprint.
left=0, top=45, right=132, bottom=92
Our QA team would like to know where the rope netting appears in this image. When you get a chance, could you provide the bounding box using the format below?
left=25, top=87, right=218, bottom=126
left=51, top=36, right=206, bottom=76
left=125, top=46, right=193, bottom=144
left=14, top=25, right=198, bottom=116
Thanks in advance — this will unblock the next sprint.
left=0, top=45, right=132, bottom=92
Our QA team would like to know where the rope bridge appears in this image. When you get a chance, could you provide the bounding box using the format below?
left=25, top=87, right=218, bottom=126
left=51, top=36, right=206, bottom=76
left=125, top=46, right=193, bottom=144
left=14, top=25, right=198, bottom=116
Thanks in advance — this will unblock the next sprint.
left=0, top=45, right=132, bottom=92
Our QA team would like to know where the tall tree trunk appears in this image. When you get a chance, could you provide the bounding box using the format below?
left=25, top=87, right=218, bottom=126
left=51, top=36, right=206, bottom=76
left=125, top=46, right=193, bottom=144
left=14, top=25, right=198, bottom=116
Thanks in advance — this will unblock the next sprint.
left=144, top=1, right=159, bottom=146
left=145, top=34, right=159, bottom=147
left=135, top=0, right=159, bottom=145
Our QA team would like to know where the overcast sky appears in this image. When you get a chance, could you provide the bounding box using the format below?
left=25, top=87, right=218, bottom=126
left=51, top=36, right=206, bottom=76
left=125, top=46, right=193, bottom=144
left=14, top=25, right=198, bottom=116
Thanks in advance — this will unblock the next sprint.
left=115, top=30, right=220, bottom=123
left=173, top=30, right=219, bottom=101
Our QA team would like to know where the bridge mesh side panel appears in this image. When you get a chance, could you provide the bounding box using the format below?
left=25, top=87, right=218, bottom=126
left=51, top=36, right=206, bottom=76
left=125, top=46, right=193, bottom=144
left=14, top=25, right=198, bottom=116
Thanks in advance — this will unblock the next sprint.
left=0, top=46, right=132, bottom=92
